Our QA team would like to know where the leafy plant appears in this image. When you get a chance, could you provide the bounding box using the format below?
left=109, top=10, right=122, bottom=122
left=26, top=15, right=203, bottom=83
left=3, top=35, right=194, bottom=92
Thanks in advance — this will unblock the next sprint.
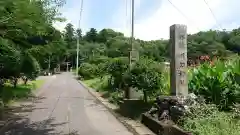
left=108, top=91, right=124, bottom=105
left=180, top=103, right=240, bottom=135
left=78, top=63, right=98, bottom=80
left=107, top=57, right=129, bottom=90
left=125, top=58, right=163, bottom=102
left=189, top=58, right=240, bottom=110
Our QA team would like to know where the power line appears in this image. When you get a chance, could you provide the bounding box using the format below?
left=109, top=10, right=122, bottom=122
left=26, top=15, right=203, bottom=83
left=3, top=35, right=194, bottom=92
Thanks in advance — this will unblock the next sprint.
left=76, top=0, right=84, bottom=77
left=203, top=0, right=223, bottom=30
left=167, top=0, right=201, bottom=31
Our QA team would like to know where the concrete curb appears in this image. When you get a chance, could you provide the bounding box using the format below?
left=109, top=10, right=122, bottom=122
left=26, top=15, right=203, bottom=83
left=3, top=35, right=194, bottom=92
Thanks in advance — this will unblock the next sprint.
left=78, top=81, right=155, bottom=135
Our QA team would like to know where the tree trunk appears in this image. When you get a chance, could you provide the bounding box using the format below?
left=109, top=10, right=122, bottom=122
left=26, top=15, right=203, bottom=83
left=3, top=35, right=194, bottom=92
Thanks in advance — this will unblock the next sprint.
left=24, top=78, right=28, bottom=85
left=13, top=78, right=18, bottom=88
left=0, top=79, right=4, bottom=89
left=143, top=91, right=148, bottom=103
left=124, top=87, right=130, bottom=99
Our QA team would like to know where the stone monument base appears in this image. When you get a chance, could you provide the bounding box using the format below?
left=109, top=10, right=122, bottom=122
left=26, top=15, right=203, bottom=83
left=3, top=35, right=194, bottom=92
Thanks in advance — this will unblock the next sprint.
left=141, top=113, right=192, bottom=135
left=141, top=94, right=196, bottom=135
left=119, top=99, right=151, bottom=119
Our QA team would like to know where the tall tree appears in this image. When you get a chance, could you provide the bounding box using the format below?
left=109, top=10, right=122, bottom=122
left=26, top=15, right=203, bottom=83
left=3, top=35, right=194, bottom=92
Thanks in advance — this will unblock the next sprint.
left=84, top=28, right=98, bottom=42
left=64, top=23, right=75, bottom=49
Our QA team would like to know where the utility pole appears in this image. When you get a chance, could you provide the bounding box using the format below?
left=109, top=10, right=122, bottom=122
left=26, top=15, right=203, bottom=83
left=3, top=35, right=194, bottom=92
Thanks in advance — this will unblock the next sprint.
left=76, top=0, right=84, bottom=77
left=130, top=0, right=138, bottom=68
left=76, top=35, right=79, bottom=76
left=126, top=0, right=139, bottom=99
left=48, top=56, right=51, bottom=72
left=48, top=55, right=51, bottom=76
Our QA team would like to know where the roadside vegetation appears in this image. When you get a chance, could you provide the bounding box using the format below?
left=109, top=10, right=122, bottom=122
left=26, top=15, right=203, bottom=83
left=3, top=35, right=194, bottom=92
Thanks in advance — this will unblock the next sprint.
left=1, top=0, right=240, bottom=134
left=0, top=0, right=66, bottom=107
left=1, top=79, right=45, bottom=105
left=76, top=28, right=240, bottom=134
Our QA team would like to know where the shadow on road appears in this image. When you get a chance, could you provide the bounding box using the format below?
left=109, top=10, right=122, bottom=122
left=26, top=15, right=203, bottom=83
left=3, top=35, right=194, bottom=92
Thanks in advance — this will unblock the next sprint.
left=0, top=95, right=81, bottom=135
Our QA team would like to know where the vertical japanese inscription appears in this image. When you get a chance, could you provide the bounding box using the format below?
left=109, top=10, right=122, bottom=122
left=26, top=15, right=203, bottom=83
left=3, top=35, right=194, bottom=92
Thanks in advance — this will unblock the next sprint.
left=170, top=24, right=188, bottom=96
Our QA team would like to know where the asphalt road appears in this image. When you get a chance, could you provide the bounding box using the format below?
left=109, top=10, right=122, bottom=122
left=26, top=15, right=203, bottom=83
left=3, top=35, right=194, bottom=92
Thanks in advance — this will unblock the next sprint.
left=4, top=73, right=133, bottom=135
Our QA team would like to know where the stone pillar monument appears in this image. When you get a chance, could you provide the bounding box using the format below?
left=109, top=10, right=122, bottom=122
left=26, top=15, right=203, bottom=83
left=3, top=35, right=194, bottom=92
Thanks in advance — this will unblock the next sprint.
left=169, top=24, right=188, bottom=96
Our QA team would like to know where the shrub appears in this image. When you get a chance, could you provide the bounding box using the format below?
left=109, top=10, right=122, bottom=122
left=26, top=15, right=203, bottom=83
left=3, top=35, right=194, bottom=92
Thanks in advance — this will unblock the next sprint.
left=96, top=62, right=110, bottom=77
left=125, top=58, right=163, bottom=102
left=107, top=57, right=129, bottom=90
left=89, top=56, right=110, bottom=65
left=78, top=63, right=98, bottom=79
left=189, top=58, right=240, bottom=110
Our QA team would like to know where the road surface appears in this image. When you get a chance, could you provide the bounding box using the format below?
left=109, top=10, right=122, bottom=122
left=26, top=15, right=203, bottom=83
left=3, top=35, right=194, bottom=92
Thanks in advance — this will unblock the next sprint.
left=4, top=73, right=133, bottom=135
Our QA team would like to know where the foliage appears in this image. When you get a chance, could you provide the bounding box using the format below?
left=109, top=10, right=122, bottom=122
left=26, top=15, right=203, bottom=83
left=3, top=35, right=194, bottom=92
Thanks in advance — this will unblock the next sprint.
left=21, top=51, right=41, bottom=83
left=189, top=58, right=240, bottom=110
left=0, top=38, right=21, bottom=79
left=125, top=58, right=163, bottom=102
left=0, top=0, right=66, bottom=78
left=108, top=91, right=124, bottom=105
left=64, top=23, right=75, bottom=49
left=180, top=103, right=240, bottom=135
left=107, top=57, right=129, bottom=90
left=78, top=63, right=98, bottom=80
left=0, top=0, right=66, bottom=104
left=84, top=28, right=98, bottom=42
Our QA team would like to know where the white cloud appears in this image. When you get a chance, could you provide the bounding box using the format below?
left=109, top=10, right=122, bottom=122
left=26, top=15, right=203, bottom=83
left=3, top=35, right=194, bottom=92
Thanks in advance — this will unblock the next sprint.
left=114, top=0, right=240, bottom=41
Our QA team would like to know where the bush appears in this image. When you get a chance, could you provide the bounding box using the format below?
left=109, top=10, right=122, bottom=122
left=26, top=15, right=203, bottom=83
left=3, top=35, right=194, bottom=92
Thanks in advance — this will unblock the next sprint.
left=89, top=56, right=110, bottom=65
left=96, top=62, right=110, bottom=77
left=107, top=57, right=129, bottom=90
left=78, top=63, right=98, bottom=79
left=125, top=58, right=163, bottom=102
left=189, top=58, right=240, bottom=110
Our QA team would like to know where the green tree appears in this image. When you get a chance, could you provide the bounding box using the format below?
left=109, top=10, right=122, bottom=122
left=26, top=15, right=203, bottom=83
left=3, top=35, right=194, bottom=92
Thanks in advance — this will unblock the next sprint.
left=84, top=28, right=98, bottom=42
left=125, top=58, right=163, bottom=102
left=64, top=23, right=75, bottom=49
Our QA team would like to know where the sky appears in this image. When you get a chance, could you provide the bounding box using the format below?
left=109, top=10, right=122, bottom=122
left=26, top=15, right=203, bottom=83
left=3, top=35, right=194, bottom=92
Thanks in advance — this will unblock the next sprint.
left=53, top=0, right=240, bottom=41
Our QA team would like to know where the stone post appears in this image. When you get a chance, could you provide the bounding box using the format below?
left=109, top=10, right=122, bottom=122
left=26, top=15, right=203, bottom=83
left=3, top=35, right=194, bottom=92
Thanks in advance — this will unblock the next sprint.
left=169, top=24, right=188, bottom=96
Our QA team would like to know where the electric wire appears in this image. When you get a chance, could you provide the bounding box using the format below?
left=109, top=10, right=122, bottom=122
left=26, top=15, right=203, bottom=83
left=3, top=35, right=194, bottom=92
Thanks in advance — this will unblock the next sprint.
left=167, top=0, right=201, bottom=31
left=203, top=0, right=223, bottom=30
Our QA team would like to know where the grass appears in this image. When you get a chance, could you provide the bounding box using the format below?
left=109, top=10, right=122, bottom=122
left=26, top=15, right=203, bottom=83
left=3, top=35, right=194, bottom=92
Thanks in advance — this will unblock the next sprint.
left=0, top=79, right=45, bottom=104
left=83, top=76, right=110, bottom=92
left=181, top=104, right=240, bottom=135
left=32, top=79, right=45, bottom=89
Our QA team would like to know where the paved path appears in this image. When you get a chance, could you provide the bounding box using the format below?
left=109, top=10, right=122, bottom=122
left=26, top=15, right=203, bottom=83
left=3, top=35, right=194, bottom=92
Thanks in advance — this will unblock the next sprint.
left=4, top=73, right=133, bottom=135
